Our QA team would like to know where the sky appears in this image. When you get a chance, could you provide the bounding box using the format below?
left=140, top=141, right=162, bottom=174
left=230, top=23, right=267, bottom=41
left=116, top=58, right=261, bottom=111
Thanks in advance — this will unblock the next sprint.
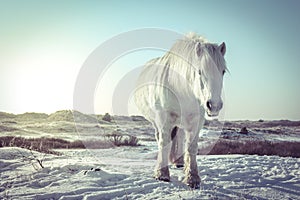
left=1, top=0, right=300, bottom=120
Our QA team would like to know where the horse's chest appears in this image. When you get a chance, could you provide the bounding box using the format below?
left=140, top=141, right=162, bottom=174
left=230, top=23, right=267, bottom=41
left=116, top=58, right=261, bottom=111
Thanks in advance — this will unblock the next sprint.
left=172, top=111, right=204, bottom=131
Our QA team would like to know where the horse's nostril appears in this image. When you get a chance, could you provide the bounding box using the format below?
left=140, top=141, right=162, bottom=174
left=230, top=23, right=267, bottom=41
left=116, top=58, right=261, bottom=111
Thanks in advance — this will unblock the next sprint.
left=206, top=101, right=212, bottom=111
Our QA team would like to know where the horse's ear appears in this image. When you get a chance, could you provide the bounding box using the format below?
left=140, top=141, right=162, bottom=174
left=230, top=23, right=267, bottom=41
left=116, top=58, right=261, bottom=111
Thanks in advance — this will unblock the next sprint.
left=219, top=42, right=226, bottom=56
left=195, top=42, right=202, bottom=57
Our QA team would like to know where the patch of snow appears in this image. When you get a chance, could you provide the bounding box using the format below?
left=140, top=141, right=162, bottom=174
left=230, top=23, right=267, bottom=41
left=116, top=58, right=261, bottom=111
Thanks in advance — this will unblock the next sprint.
left=1, top=147, right=299, bottom=199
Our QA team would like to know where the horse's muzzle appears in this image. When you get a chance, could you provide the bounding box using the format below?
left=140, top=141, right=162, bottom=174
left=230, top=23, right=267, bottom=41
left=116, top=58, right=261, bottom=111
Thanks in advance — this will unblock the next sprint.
left=206, top=100, right=223, bottom=117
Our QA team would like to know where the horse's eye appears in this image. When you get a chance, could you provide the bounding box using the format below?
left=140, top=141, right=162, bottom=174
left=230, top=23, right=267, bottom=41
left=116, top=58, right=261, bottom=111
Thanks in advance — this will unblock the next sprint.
left=222, top=70, right=226, bottom=75
left=198, top=70, right=201, bottom=75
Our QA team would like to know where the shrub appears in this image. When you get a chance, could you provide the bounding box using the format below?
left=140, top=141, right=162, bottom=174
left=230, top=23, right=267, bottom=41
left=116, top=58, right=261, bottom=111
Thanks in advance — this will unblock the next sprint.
left=102, top=113, right=112, bottom=122
left=105, top=132, right=123, bottom=146
left=123, top=135, right=139, bottom=146
left=105, top=132, right=139, bottom=147
left=240, top=127, right=248, bottom=134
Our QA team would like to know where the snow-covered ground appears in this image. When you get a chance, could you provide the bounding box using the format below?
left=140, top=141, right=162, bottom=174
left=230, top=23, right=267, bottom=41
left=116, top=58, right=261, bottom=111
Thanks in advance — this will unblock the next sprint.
left=1, top=145, right=299, bottom=200
left=1, top=111, right=300, bottom=199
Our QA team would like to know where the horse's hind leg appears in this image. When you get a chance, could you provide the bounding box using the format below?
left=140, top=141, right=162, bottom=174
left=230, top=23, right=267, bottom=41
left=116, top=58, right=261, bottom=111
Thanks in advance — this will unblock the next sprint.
left=169, top=127, right=185, bottom=168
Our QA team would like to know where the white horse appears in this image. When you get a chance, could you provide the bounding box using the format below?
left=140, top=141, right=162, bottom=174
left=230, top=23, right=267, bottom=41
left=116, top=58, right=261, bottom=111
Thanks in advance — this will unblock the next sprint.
left=134, top=33, right=227, bottom=189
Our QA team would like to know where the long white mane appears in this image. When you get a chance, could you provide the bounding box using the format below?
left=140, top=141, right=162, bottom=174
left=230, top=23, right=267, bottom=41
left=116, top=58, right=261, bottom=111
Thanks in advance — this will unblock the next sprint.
left=160, top=32, right=226, bottom=84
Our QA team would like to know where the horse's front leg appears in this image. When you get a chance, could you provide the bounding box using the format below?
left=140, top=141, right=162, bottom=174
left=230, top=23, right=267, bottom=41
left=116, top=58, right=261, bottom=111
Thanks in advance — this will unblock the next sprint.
left=184, top=130, right=200, bottom=188
left=154, top=112, right=174, bottom=182
left=183, top=116, right=203, bottom=189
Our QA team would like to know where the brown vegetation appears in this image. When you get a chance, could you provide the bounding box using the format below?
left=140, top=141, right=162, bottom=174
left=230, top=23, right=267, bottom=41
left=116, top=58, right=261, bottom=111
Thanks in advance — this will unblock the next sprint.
left=102, top=113, right=113, bottom=122
left=0, top=134, right=140, bottom=155
left=105, top=132, right=140, bottom=147
left=0, top=136, right=85, bottom=154
left=199, top=139, right=300, bottom=158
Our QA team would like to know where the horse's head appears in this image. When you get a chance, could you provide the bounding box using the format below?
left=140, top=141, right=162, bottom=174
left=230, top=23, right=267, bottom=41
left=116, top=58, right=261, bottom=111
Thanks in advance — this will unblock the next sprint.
left=195, top=42, right=227, bottom=117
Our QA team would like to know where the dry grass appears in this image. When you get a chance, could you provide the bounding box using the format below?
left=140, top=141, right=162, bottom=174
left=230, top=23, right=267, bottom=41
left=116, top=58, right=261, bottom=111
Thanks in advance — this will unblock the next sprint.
left=199, top=139, right=300, bottom=158
left=105, top=132, right=140, bottom=147
left=0, top=134, right=140, bottom=155
left=1, top=135, right=298, bottom=158
left=0, top=136, right=86, bottom=154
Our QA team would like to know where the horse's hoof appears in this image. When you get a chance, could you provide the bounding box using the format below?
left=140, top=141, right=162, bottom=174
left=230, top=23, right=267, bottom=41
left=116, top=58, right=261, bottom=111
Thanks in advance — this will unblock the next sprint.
left=155, top=176, right=170, bottom=182
left=187, top=182, right=200, bottom=189
left=154, top=166, right=170, bottom=182
left=184, top=175, right=201, bottom=189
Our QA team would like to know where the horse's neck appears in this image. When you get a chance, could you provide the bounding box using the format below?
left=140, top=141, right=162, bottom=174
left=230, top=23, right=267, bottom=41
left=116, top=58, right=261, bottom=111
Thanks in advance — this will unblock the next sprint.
left=166, top=56, right=199, bottom=95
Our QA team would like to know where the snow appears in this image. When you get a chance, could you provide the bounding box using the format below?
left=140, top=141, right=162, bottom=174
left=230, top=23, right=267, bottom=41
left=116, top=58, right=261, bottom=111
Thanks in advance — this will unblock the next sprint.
left=1, top=146, right=299, bottom=200
left=1, top=112, right=300, bottom=199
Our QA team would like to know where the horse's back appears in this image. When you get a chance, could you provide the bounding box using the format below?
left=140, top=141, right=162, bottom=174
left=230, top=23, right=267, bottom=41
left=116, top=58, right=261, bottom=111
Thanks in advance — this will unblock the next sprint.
left=134, top=57, right=176, bottom=120
left=134, top=58, right=159, bottom=120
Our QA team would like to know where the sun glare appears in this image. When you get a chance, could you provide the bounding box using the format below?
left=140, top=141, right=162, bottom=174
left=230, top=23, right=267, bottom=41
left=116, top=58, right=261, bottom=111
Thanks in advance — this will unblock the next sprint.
left=9, top=44, right=82, bottom=114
